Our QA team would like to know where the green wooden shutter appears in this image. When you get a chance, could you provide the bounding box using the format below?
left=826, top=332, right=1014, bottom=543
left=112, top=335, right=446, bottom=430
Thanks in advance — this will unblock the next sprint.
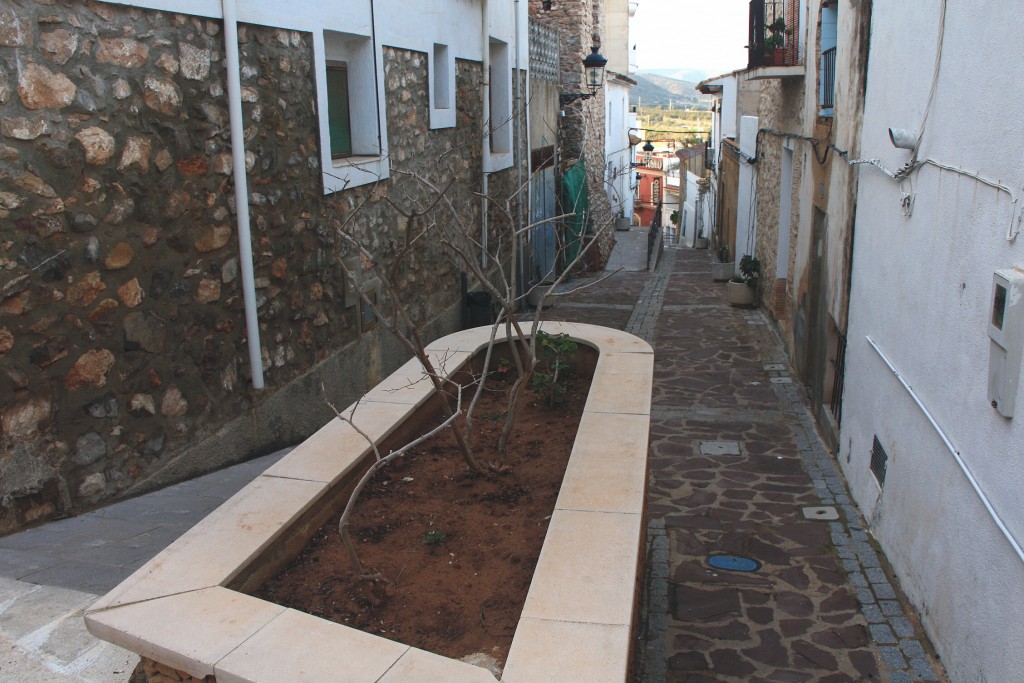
left=326, top=65, right=352, bottom=157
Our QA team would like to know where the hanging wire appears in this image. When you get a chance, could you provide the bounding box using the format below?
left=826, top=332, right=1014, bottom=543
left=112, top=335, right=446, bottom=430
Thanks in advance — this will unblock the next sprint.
left=756, top=128, right=1022, bottom=242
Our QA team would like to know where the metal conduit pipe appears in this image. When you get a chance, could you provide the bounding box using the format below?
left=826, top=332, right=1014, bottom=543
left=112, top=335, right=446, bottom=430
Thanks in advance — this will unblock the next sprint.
left=866, top=336, right=1024, bottom=565
left=480, top=0, right=489, bottom=270
left=222, top=0, right=264, bottom=389
left=513, top=0, right=525, bottom=295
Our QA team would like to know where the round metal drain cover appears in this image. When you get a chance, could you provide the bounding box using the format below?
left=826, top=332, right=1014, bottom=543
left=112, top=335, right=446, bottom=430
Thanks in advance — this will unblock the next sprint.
left=707, top=554, right=762, bottom=572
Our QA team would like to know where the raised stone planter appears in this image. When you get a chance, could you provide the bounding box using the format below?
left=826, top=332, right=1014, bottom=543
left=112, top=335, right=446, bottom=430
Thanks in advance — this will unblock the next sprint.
left=85, top=322, right=653, bottom=682
left=726, top=280, right=757, bottom=307
left=711, top=261, right=735, bottom=282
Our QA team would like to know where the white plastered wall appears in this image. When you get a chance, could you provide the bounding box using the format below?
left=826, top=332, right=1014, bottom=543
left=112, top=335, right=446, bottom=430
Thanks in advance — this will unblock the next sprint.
left=683, top=171, right=699, bottom=247
left=605, top=78, right=633, bottom=221
left=735, top=115, right=759, bottom=260
left=841, top=1, right=1024, bottom=680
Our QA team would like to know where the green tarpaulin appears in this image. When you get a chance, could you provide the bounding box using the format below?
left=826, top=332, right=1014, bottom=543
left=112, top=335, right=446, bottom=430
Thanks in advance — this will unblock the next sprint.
left=560, top=158, right=589, bottom=265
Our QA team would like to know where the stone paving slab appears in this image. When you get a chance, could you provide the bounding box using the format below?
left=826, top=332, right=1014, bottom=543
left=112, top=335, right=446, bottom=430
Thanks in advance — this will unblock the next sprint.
left=0, top=450, right=289, bottom=596
left=0, top=577, right=137, bottom=682
left=605, top=229, right=655, bottom=273
left=0, top=451, right=289, bottom=682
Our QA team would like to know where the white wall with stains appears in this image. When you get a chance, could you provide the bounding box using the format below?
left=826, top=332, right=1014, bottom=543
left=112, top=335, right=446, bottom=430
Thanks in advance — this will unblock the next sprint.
left=841, top=1, right=1024, bottom=679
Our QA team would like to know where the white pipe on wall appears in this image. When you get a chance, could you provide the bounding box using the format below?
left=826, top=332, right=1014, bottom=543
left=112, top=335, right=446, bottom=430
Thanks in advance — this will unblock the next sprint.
left=866, top=336, right=1024, bottom=565
left=513, top=0, right=525, bottom=293
left=222, top=0, right=265, bottom=389
left=480, top=0, right=489, bottom=270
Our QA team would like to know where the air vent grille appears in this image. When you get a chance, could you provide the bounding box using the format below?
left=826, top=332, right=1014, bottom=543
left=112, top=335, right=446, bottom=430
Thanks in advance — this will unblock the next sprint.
left=870, top=436, right=888, bottom=486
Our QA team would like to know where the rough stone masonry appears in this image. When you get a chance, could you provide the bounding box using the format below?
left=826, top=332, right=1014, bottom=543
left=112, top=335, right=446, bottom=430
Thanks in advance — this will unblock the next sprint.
left=0, top=0, right=517, bottom=533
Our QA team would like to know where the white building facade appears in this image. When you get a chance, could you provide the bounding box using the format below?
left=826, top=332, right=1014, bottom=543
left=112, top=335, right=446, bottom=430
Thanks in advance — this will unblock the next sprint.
left=841, top=2, right=1024, bottom=680
left=603, top=0, right=637, bottom=227
left=605, top=74, right=636, bottom=224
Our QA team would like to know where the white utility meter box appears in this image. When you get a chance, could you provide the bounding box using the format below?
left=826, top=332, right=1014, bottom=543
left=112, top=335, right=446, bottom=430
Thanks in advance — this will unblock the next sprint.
left=988, top=268, right=1024, bottom=417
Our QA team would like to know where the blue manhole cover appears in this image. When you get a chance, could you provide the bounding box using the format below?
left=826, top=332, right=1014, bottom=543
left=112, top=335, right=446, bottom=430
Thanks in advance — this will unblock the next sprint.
left=707, top=554, right=762, bottom=572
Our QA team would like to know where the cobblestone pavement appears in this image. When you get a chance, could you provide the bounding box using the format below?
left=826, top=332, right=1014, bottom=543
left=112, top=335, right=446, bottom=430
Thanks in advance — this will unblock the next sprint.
left=0, top=237, right=949, bottom=682
left=553, top=243, right=947, bottom=682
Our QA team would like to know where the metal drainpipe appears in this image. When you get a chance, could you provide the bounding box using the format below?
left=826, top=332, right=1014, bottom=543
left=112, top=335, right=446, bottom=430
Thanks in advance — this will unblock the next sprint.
left=480, top=0, right=489, bottom=270
left=222, top=0, right=265, bottom=389
left=513, top=0, right=525, bottom=298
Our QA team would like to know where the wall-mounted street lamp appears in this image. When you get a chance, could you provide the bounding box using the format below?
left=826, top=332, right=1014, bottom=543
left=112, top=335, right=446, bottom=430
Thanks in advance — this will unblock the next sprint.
left=642, top=140, right=655, bottom=166
left=560, top=46, right=608, bottom=106
left=631, top=139, right=655, bottom=170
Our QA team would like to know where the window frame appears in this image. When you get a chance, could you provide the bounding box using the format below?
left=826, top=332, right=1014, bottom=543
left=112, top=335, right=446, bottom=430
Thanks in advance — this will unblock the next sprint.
left=817, top=5, right=838, bottom=117
left=484, top=37, right=514, bottom=171
left=429, top=43, right=456, bottom=130
left=314, top=28, right=390, bottom=194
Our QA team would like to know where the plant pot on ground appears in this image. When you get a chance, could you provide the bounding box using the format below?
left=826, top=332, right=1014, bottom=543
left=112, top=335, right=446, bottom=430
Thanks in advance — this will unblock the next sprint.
left=726, top=254, right=761, bottom=307
left=527, top=280, right=556, bottom=308
left=764, top=19, right=789, bottom=66
left=712, top=245, right=734, bottom=281
left=694, top=235, right=709, bottom=249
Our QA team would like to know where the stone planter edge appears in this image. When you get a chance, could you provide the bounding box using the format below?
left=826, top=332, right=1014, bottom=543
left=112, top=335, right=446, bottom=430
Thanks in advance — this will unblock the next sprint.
left=84, top=321, right=654, bottom=683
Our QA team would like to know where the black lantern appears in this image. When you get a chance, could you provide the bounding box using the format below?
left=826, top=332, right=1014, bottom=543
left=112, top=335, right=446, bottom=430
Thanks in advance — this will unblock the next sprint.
left=642, top=140, right=655, bottom=166
left=560, top=46, right=608, bottom=106
left=583, top=46, right=607, bottom=94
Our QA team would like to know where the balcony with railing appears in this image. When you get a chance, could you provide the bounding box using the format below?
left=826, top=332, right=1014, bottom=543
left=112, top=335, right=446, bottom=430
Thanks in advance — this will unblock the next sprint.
left=819, top=46, right=836, bottom=114
left=746, top=0, right=804, bottom=78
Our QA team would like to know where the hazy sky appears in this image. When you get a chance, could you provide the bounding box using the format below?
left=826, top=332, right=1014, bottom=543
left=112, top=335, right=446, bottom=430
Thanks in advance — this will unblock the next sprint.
left=630, top=0, right=750, bottom=77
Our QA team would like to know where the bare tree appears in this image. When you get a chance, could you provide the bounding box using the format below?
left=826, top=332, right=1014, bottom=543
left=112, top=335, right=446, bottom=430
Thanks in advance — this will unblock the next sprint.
left=321, top=105, right=621, bottom=575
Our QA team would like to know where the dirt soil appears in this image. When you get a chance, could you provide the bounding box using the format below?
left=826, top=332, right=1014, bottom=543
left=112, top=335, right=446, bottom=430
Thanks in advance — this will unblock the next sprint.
left=253, top=368, right=591, bottom=666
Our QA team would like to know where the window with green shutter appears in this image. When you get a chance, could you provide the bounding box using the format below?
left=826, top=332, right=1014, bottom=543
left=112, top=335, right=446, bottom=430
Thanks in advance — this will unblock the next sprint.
left=326, top=63, right=352, bottom=158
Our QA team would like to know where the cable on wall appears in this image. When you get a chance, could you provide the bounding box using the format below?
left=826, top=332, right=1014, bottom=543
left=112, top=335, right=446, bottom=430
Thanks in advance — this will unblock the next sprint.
left=757, top=127, right=1023, bottom=242
left=910, top=0, right=948, bottom=163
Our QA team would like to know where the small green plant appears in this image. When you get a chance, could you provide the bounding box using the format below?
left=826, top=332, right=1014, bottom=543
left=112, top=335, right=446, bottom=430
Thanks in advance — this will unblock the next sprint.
left=732, top=255, right=762, bottom=289
left=764, top=19, right=788, bottom=55
left=717, top=244, right=730, bottom=263
left=531, top=330, right=579, bottom=407
left=423, top=529, right=446, bottom=546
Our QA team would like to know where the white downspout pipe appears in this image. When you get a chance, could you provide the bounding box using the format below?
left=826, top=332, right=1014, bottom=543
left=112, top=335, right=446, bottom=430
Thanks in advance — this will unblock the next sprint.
left=222, top=0, right=264, bottom=389
left=513, top=0, right=525, bottom=295
left=866, top=336, right=1024, bottom=565
left=480, top=0, right=490, bottom=270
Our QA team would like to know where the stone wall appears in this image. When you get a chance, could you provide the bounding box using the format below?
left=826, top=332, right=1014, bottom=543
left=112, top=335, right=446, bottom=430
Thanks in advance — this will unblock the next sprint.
left=0, top=0, right=511, bottom=533
left=528, top=0, right=614, bottom=267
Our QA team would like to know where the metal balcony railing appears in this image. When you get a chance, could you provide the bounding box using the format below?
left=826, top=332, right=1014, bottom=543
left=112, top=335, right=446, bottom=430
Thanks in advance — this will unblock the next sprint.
left=819, top=46, right=837, bottom=110
left=747, top=0, right=798, bottom=69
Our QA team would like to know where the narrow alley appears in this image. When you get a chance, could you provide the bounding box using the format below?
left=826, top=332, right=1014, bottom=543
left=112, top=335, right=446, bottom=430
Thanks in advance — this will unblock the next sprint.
left=552, top=240, right=945, bottom=682
left=0, top=239, right=947, bottom=682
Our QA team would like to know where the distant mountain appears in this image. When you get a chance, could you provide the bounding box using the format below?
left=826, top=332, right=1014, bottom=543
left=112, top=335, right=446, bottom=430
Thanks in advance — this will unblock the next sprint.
left=637, top=68, right=712, bottom=83
left=630, top=74, right=713, bottom=110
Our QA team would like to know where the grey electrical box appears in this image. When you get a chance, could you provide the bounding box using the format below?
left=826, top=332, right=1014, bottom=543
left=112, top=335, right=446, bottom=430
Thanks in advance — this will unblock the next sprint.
left=988, top=268, right=1024, bottom=417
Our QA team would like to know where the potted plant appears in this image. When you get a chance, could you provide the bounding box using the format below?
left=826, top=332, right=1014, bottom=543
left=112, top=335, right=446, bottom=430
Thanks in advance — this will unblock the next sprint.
left=694, top=227, right=709, bottom=249
left=726, top=254, right=761, bottom=306
left=711, top=243, right=734, bottom=281
left=765, top=18, right=788, bottom=65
